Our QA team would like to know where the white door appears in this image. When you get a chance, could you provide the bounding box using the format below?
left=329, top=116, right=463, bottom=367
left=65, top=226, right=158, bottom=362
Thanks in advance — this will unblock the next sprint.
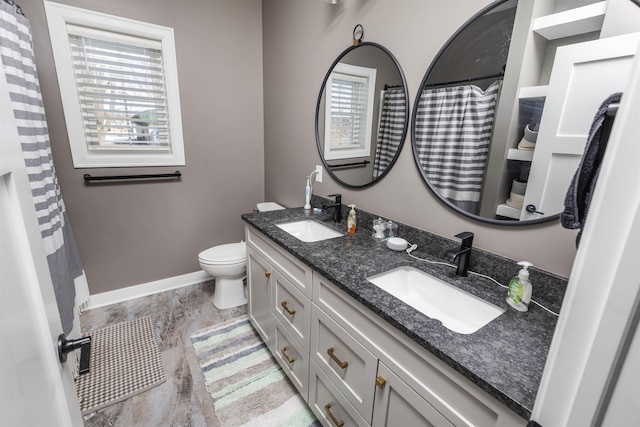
left=531, top=39, right=640, bottom=426
left=520, top=33, right=640, bottom=221
left=0, top=65, right=83, bottom=426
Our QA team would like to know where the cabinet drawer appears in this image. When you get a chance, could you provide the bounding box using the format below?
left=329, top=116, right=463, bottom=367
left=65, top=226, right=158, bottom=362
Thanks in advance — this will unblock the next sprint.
left=309, top=361, right=368, bottom=427
left=274, top=321, right=310, bottom=402
left=246, top=226, right=313, bottom=297
left=311, top=305, right=377, bottom=423
left=273, top=270, right=312, bottom=350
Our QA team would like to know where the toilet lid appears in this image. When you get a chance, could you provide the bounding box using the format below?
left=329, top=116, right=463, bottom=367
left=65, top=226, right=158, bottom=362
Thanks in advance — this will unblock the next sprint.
left=198, top=242, right=246, bottom=265
left=257, top=202, right=284, bottom=212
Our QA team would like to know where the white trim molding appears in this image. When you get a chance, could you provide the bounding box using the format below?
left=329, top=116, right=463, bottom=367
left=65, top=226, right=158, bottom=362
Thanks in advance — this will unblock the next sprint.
left=44, top=1, right=185, bottom=168
left=87, top=271, right=211, bottom=310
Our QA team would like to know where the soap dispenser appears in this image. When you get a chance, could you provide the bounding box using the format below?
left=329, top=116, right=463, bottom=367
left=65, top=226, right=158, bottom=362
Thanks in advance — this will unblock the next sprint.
left=506, top=261, right=533, bottom=312
left=347, top=204, right=357, bottom=234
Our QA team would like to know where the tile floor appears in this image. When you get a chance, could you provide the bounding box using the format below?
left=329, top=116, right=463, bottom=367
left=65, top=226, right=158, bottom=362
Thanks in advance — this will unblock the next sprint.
left=80, top=281, right=246, bottom=427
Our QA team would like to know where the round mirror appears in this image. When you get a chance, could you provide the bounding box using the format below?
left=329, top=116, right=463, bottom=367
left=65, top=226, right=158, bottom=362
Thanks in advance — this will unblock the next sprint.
left=412, top=0, right=636, bottom=226
left=412, top=0, right=529, bottom=224
left=316, top=42, right=408, bottom=188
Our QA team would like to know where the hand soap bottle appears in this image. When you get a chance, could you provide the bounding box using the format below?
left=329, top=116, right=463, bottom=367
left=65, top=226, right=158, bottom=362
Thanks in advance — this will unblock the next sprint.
left=347, top=204, right=357, bottom=234
left=506, top=261, right=533, bottom=312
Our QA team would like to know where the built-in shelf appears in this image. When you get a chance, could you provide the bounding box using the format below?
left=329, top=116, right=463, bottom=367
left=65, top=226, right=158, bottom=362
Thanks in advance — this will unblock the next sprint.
left=519, top=85, right=548, bottom=99
left=508, top=148, right=534, bottom=161
left=533, top=1, right=607, bottom=40
left=496, top=203, right=522, bottom=220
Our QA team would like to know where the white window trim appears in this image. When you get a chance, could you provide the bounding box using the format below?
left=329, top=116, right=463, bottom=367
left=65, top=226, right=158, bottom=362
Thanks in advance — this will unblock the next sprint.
left=44, top=1, right=185, bottom=168
left=324, top=62, right=376, bottom=161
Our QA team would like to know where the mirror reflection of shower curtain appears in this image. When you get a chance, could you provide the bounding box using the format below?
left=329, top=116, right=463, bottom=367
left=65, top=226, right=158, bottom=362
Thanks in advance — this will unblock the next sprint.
left=373, top=87, right=406, bottom=178
left=414, top=80, right=501, bottom=214
left=0, top=2, right=88, bottom=336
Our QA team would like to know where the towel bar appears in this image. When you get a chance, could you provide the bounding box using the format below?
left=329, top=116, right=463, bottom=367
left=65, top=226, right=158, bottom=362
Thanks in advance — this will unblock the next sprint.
left=83, top=171, right=182, bottom=182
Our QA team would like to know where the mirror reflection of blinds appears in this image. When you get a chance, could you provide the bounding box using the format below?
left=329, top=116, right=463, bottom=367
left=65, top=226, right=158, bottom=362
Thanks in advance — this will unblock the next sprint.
left=67, top=29, right=170, bottom=151
left=329, top=73, right=368, bottom=149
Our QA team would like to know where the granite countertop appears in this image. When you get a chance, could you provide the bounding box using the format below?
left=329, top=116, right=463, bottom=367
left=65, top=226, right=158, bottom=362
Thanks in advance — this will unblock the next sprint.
left=242, top=207, right=560, bottom=420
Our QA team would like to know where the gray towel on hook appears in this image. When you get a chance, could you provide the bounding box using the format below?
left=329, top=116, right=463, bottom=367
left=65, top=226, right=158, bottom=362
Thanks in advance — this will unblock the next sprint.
left=561, top=92, right=622, bottom=246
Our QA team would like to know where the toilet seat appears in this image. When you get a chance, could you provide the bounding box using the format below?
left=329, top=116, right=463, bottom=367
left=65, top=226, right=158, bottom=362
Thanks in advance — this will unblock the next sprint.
left=198, top=242, right=246, bottom=265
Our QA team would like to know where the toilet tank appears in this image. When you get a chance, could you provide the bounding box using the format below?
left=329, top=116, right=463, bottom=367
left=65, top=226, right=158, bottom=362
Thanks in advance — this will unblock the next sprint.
left=256, top=202, right=284, bottom=212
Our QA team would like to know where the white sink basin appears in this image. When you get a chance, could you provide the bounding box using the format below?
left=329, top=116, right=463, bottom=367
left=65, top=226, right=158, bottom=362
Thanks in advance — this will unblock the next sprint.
left=367, top=266, right=504, bottom=334
left=277, top=220, right=344, bottom=243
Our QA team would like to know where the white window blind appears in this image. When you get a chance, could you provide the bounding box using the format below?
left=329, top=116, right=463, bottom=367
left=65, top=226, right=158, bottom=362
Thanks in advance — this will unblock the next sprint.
left=323, top=63, right=376, bottom=160
left=329, top=72, right=369, bottom=150
left=67, top=26, right=170, bottom=151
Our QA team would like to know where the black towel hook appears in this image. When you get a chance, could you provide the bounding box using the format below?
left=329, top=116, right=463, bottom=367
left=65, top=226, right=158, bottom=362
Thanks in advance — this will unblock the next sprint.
left=353, top=24, right=364, bottom=46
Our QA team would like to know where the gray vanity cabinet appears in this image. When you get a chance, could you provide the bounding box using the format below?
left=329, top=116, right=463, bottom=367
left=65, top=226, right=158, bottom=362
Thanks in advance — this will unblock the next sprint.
left=245, top=225, right=526, bottom=427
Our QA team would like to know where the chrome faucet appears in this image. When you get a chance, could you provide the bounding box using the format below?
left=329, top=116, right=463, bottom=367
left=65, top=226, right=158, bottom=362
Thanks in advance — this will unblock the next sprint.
left=444, top=231, right=474, bottom=277
left=324, top=193, right=342, bottom=223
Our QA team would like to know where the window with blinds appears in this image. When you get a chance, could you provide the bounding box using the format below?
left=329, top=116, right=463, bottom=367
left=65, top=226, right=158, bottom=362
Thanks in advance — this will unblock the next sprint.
left=68, top=29, right=169, bottom=150
left=328, top=73, right=368, bottom=149
left=44, top=1, right=184, bottom=168
left=323, top=63, right=376, bottom=160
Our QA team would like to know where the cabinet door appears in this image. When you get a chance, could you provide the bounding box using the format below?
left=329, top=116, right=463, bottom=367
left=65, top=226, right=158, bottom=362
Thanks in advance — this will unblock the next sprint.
left=372, top=362, right=454, bottom=427
left=247, top=245, right=274, bottom=350
left=521, top=33, right=640, bottom=221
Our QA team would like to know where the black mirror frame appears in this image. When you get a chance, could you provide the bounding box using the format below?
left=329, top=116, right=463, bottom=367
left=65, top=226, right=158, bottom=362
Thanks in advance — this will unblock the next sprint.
left=410, top=0, right=559, bottom=226
left=316, top=41, right=409, bottom=189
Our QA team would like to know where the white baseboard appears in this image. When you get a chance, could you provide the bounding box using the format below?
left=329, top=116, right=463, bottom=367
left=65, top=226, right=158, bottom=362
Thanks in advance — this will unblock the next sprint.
left=87, top=270, right=211, bottom=310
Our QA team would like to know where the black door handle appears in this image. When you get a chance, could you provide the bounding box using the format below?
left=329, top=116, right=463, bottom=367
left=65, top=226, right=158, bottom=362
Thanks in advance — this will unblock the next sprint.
left=58, top=334, right=92, bottom=374
left=526, top=204, right=544, bottom=215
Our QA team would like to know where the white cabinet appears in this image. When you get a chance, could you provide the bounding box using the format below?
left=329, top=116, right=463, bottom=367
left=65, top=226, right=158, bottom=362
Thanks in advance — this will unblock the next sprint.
left=246, top=245, right=274, bottom=350
left=310, top=305, right=378, bottom=423
left=245, top=226, right=526, bottom=427
left=246, top=225, right=313, bottom=400
left=372, top=361, right=453, bottom=427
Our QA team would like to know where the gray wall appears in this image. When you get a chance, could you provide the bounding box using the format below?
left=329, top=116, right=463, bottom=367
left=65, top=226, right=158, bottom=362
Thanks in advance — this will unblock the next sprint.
left=24, top=0, right=264, bottom=294
left=262, top=0, right=578, bottom=278
left=24, top=0, right=579, bottom=297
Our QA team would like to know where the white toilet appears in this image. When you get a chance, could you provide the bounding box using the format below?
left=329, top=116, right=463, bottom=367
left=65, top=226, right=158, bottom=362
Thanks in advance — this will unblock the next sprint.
left=198, top=202, right=284, bottom=309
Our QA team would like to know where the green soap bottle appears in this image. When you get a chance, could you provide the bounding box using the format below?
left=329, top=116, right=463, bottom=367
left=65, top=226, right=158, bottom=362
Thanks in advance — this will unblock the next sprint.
left=506, top=261, right=533, bottom=312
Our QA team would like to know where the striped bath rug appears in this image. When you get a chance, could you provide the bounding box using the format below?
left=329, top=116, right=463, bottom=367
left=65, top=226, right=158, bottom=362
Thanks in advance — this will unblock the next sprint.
left=75, top=316, right=166, bottom=414
left=191, top=315, right=318, bottom=427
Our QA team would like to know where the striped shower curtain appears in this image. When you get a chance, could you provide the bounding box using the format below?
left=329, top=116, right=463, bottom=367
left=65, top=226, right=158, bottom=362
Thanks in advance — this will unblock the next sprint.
left=414, top=80, right=501, bottom=214
left=0, top=1, right=88, bottom=335
left=373, top=87, right=406, bottom=178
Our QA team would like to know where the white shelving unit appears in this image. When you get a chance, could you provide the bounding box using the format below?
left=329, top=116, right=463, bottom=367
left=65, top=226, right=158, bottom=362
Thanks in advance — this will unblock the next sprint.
left=507, top=148, right=534, bottom=161
left=519, top=85, right=548, bottom=99
left=494, top=0, right=608, bottom=221
left=533, top=1, right=608, bottom=40
left=496, top=203, right=522, bottom=220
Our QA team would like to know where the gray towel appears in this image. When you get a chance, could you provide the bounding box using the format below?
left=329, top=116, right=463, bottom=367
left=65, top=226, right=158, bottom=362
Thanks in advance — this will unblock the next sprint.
left=561, top=92, right=622, bottom=246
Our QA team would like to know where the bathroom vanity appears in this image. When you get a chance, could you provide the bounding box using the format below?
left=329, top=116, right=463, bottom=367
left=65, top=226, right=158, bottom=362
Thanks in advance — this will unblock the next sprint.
left=243, top=207, right=562, bottom=426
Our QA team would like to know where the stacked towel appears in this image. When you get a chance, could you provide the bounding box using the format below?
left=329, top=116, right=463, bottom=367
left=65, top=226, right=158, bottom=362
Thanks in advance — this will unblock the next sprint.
left=561, top=93, right=622, bottom=246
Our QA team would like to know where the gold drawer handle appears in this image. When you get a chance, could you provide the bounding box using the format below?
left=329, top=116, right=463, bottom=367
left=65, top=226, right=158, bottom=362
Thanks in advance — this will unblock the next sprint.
left=324, top=403, right=344, bottom=427
left=265, top=271, right=271, bottom=278
left=376, top=376, right=386, bottom=389
left=280, top=346, right=295, bottom=364
left=281, top=300, right=296, bottom=316
left=327, top=347, right=348, bottom=369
